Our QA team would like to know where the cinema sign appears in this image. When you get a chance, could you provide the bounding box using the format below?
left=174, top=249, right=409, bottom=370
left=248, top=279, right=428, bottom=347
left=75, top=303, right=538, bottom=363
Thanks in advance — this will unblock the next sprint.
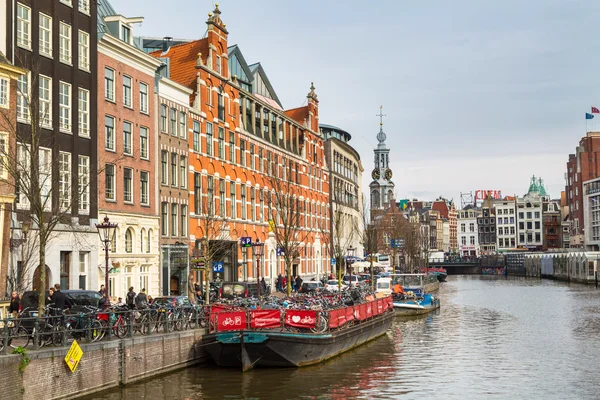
left=475, top=190, right=502, bottom=200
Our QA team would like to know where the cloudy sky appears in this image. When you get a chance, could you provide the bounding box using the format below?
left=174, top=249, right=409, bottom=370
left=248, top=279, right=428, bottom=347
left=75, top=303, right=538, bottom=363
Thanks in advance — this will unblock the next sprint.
left=114, top=0, right=600, bottom=205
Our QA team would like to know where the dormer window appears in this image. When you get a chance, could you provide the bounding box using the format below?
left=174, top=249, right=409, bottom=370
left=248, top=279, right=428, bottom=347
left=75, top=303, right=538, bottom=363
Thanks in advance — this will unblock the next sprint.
left=121, top=25, right=131, bottom=44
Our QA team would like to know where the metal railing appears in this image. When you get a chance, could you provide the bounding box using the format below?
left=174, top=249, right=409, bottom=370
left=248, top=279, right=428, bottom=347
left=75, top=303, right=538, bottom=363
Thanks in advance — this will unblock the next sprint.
left=0, top=304, right=208, bottom=355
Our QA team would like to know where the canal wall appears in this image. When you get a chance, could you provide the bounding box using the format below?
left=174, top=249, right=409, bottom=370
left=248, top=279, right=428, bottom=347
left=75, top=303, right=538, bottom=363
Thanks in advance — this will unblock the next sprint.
left=0, top=329, right=208, bottom=400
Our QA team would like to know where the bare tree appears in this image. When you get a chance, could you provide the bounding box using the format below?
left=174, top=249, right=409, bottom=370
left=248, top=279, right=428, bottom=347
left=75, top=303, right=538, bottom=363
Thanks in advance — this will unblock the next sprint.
left=361, top=198, right=378, bottom=290
left=324, top=195, right=358, bottom=291
left=266, top=175, right=311, bottom=296
left=399, top=213, right=421, bottom=273
left=192, top=197, right=231, bottom=304
left=6, top=230, right=39, bottom=294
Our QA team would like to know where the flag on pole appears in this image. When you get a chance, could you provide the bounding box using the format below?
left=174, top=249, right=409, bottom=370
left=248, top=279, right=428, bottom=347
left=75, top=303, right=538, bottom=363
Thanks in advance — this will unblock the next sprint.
left=586, top=113, right=594, bottom=120
left=593, top=107, right=600, bottom=114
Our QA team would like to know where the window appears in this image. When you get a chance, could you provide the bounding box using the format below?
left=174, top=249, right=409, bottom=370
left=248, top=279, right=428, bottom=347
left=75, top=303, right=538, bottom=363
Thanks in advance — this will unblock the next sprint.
left=250, top=187, right=255, bottom=220
left=535, top=211, right=541, bottom=219
left=240, top=139, right=246, bottom=166
left=78, top=88, right=89, bottom=137
left=60, top=251, right=71, bottom=290
left=250, top=144, right=255, bottom=169
left=161, top=150, right=168, bottom=185
left=140, top=127, right=148, bottom=159
left=78, top=155, right=89, bottom=213
left=207, top=86, right=213, bottom=106
left=170, top=153, right=177, bottom=186
left=146, top=230, right=152, bottom=253
left=206, top=122, right=213, bottom=156
left=194, top=173, right=201, bottom=214
left=170, top=108, right=177, bottom=135
left=59, top=22, right=71, bottom=64
left=242, top=186, right=247, bottom=220
left=218, top=127, right=225, bottom=159
left=105, top=116, right=115, bottom=150
left=59, top=82, right=71, bottom=132
left=125, top=229, right=133, bottom=253
left=17, top=74, right=29, bottom=121
left=140, top=83, right=148, bottom=113
left=123, top=121, right=132, bottom=155
left=60, top=0, right=72, bottom=6
left=121, top=25, right=130, bottom=43
left=179, top=112, right=186, bottom=138
left=207, top=176, right=214, bottom=215
left=0, top=133, right=7, bottom=179
left=216, top=55, right=222, bottom=75
left=39, top=75, right=52, bottom=126
left=78, top=31, right=89, bottom=70
left=123, top=75, right=132, bottom=107
left=140, top=171, right=149, bottom=205
left=39, top=13, right=52, bottom=57
left=123, top=167, right=133, bottom=202
left=535, top=221, right=540, bottom=230
left=105, top=68, right=114, bottom=100
left=180, top=205, right=187, bottom=237
left=78, top=0, right=90, bottom=14
left=193, top=121, right=200, bottom=151
left=58, top=152, right=71, bottom=210
left=171, top=204, right=178, bottom=236
left=0, top=78, right=8, bottom=108
left=219, top=179, right=226, bottom=217
left=230, top=182, right=236, bottom=218
left=258, top=148, right=263, bottom=172
left=17, top=3, right=31, bottom=49
left=161, top=203, right=168, bottom=236
left=160, top=104, right=167, bottom=132
left=218, top=92, right=224, bottom=120
left=180, top=156, right=187, bottom=188
left=229, top=131, right=235, bottom=162
left=78, top=252, right=88, bottom=289
left=105, top=164, right=115, bottom=200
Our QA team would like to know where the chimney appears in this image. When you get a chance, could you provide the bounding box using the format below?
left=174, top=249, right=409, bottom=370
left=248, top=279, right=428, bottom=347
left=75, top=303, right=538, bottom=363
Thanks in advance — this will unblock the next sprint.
left=162, top=36, right=173, bottom=52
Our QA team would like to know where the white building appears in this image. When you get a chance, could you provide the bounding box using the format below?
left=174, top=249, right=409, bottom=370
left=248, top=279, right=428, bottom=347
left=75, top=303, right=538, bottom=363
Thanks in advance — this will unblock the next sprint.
left=516, top=191, right=544, bottom=250
left=442, top=220, right=450, bottom=253
left=582, top=177, right=600, bottom=251
left=458, top=205, right=479, bottom=257
left=495, top=199, right=517, bottom=251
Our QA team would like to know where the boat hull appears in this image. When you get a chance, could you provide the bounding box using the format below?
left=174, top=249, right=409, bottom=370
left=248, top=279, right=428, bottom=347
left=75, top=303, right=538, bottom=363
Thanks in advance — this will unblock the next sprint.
left=202, top=310, right=395, bottom=370
left=394, top=298, right=440, bottom=316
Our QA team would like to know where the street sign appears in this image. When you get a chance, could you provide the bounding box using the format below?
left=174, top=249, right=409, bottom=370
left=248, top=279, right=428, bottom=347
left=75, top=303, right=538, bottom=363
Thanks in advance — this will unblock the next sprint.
left=65, top=339, right=83, bottom=373
left=240, top=237, right=252, bottom=248
left=276, top=247, right=285, bottom=256
left=331, top=258, right=336, bottom=265
left=213, top=261, right=224, bottom=273
left=391, top=239, right=404, bottom=248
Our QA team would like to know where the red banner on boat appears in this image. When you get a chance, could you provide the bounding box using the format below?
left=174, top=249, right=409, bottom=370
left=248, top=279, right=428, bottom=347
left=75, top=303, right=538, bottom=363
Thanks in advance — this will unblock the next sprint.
left=377, top=299, right=384, bottom=314
left=285, top=310, right=317, bottom=328
left=358, top=304, right=367, bottom=320
left=386, top=296, right=392, bottom=310
left=251, top=310, right=281, bottom=329
left=366, top=302, right=373, bottom=318
left=328, top=309, right=344, bottom=328
left=346, top=306, right=354, bottom=323
left=217, top=311, right=247, bottom=331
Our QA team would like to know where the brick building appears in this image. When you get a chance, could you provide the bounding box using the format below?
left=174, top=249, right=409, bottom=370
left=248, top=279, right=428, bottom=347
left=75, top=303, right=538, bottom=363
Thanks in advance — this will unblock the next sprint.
left=3, top=0, right=99, bottom=292
left=97, top=3, right=161, bottom=297
left=149, top=5, right=330, bottom=288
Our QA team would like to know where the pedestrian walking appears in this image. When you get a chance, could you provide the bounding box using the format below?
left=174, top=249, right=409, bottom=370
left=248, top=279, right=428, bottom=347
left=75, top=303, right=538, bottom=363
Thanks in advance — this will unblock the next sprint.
left=8, top=291, right=20, bottom=318
left=295, top=275, right=303, bottom=292
left=126, top=287, right=136, bottom=309
left=276, top=274, right=282, bottom=292
left=51, top=283, right=67, bottom=311
left=260, top=277, right=267, bottom=295
left=135, top=288, right=148, bottom=308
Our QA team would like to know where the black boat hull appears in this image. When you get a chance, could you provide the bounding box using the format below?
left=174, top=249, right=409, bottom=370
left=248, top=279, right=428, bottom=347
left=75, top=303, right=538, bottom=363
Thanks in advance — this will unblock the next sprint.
left=202, top=310, right=394, bottom=370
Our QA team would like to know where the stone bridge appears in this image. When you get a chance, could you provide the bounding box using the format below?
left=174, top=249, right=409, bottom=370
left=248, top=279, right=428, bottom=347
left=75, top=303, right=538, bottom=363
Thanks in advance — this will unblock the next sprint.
left=430, top=261, right=481, bottom=275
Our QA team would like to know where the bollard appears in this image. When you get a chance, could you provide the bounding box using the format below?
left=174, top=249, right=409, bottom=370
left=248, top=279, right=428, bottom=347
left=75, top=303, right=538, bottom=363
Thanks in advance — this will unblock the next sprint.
left=127, top=310, right=133, bottom=338
left=33, top=318, right=39, bottom=350
left=2, top=318, right=9, bottom=355
left=61, top=314, right=67, bottom=346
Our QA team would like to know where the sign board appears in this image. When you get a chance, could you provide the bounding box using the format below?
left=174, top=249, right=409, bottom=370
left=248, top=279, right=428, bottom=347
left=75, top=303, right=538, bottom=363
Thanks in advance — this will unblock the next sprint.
left=475, top=190, right=502, bottom=201
left=212, top=261, right=224, bottom=273
left=64, top=339, right=83, bottom=373
left=240, top=237, right=252, bottom=248
left=276, top=247, right=285, bottom=256
left=390, top=239, right=404, bottom=249
left=331, top=258, right=336, bottom=265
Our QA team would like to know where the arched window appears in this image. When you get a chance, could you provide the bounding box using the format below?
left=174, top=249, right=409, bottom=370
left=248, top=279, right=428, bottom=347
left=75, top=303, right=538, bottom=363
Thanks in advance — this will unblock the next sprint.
left=146, top=229, right=152, bottom=253
left=371, top=190, right=380, bottom=209
left=140, top=228, right=146, bottom=253
left=125, top=228, right=133, bottom=253
left=111, top=228, right=119, bottom=252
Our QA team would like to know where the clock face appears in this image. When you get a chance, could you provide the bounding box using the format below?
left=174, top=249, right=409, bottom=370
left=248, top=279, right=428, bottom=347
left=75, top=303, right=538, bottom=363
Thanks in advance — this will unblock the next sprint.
left=372, top=169, right=381, bottom=180
left=385, top=168, right=393, bottom=180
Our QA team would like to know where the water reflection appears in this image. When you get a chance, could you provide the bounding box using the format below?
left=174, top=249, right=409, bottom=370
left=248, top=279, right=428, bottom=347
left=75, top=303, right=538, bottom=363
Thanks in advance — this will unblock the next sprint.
left=88, top=276, right=600, bottom=399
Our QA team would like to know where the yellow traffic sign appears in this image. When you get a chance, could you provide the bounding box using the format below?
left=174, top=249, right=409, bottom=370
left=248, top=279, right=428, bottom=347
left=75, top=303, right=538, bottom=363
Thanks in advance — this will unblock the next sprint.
left=64, top=339, right=83, bottom=372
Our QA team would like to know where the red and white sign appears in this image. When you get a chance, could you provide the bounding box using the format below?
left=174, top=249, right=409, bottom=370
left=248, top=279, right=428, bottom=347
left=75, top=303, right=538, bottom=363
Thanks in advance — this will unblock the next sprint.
left=217, top=311, right=247, bottom=331
left=285, top=310, right=317, bottom=329
left=250, top=310, right=281, bottom=329
left=475, top=190, right=502, bottom=201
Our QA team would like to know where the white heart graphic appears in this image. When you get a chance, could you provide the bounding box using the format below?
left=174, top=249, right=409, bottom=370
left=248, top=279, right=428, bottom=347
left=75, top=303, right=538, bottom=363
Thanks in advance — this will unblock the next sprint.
left=292, top=315, right=301, bottom=323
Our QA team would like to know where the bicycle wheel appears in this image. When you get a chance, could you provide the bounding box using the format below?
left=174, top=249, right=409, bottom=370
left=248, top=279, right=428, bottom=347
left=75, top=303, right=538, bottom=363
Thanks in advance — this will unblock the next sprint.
left=11, top=326, right=31, bottom=349
left=140, top=316, right=151, bottom=335
left=115, top=318, right=128, bottom=338
left=90, top=320, right=104, bottom=342
left=52, top=324, right=65, bottom=347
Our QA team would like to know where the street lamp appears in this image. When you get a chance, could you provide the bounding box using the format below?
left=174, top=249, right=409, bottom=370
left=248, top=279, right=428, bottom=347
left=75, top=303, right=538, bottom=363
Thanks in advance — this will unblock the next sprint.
left=96, top=215, right=118, bottom=304
left=347, top=246, right=355, bottom=288
left=252, top=239, right=265, bottom=298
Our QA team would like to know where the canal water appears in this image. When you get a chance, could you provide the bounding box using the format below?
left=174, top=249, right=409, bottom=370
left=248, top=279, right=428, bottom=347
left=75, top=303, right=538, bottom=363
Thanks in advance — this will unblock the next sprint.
left=89, top=276, right=600, bottom=399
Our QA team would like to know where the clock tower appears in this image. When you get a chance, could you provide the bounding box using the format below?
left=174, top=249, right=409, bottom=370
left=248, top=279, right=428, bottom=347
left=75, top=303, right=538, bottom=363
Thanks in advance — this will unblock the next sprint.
left=369, top=106, right=395, bottom=211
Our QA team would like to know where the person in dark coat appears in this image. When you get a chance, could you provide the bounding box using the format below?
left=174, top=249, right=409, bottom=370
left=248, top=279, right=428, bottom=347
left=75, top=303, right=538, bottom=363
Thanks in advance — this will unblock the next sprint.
left=276, top=274, right=282, bottom=292
left=260, top=277, right=268, bottom=295
left=8, top=292, right=20, bottom=318
left=135, top=288, right=148, bottom=308
left=295, top=276, right=303, bottom=292
left=51, top=283, right=67, bottom=312
left=126, top=287, right=136, bottom=309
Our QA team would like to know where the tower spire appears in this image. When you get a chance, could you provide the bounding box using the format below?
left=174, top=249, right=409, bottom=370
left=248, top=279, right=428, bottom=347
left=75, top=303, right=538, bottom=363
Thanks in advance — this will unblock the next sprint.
left=377, top=105, right=386, bottom=127
left=376, top=105, right=387, bottom=144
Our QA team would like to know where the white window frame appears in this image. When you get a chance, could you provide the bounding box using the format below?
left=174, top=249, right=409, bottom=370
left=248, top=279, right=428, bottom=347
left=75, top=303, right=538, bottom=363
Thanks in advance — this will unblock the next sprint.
left=140, top=170, right=149, bottom=205
left=39, top=147, right=52, bottom=210
left=123, top=121, right=133, bottom=155
left=179, top=156, right=186, bottom=189
left=59, top=81, right=71, bottom=133
left=123, top=167, right=133, bottom=203
left=140, top=126, right=148, bottom=159
left=78, top=30, right=90, bottom=71
left=105, top=115, right=115, bottom=151
left=17, top=73, right=30, bottom=122
left=39, top=13, right=52, bottom=58
left=78, top=252, right=88, bottom=274
left=78, top=88, right=90, bottom=137
left=123, top=75, right=132, bottom=108
left=78, top=0, right=90, bottom=14
left=17, top=144, right=30, bottom=209
left=60, top=0, right=73, bottom=6
left=16, top=3, right=31, bottom=50
left=59, top=151, right=71, bottom=210
left=179, top=111, right=186, bottom=138
left=140, top=82, right=148, bottom=113
left=105, top=68, right=114, bottom=101
left=0, top=132, right=8, bottom=179
left=105, top=163, right=115, bottom=201
left=39, top=75, right=52, bottom=127
left=59, top=22, right=72, bottom=64
left=78, top=155, right=89, bottom=214
left=0, top=77, right=9, bottom=108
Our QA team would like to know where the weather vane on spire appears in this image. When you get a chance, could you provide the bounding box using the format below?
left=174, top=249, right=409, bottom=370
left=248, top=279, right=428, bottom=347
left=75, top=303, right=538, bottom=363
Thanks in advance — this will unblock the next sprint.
left=376, top=105, right=386, bottom=127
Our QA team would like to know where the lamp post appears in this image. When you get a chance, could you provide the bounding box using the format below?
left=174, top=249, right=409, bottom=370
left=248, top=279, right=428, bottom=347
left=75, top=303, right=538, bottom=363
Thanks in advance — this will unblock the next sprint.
left=347, top=246, right=355, bottom=288
left=96, top=216, right=118, bottom=305
left=252, top=239, right=265, bottom=298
